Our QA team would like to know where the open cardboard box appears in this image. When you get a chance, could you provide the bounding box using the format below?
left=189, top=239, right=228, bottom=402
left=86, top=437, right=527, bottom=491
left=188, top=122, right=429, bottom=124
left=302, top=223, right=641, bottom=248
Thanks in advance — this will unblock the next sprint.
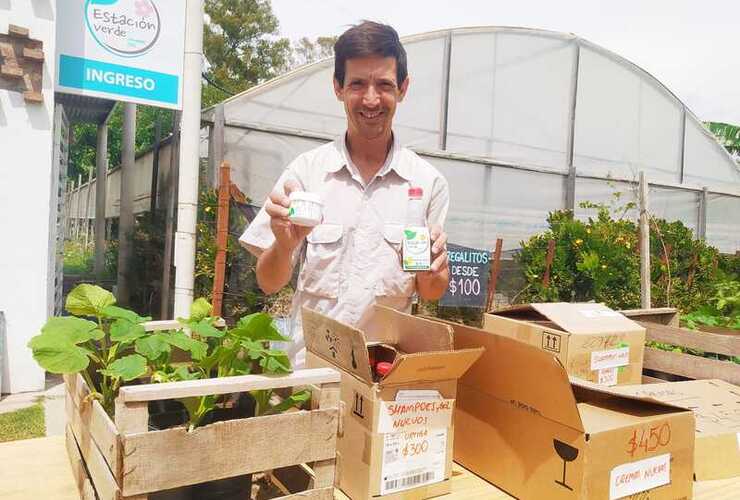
left=303, top=305, right=484, bottom=499
left=612, top=379, right=740, bottom=480
left=441, top=318, right=695, bottom=499
left=484, top=302, right=646, bottom=385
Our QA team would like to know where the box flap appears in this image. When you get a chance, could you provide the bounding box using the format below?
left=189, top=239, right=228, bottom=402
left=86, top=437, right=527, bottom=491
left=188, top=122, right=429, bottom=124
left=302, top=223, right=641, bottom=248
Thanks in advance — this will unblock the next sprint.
left=302, top=307, right=373, bottom=383
left=434, top=318, right=585, bottom=432
left=379, top=348, right=484, bottom=386
left=494, top=303, right=643, bottom=335
left=358, top=305, right=454, bottom=352
left=570, top=377, right=693, bottom=414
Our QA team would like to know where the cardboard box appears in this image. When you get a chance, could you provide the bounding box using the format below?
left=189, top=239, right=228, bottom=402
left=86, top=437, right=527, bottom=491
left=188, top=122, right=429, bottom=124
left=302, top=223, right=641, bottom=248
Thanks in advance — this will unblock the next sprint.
left=484, top=302, right=646, bottom=385
left=611, top=379, right=740, bottom=480
left=445, top=319, right=695, bottom=500
left=303, top=306, right=484, bottom=499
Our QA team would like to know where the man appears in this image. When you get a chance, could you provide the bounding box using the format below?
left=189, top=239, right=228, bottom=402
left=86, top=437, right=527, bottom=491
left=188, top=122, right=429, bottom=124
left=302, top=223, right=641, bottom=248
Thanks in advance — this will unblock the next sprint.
left=240, top=21, right=449, bottom=367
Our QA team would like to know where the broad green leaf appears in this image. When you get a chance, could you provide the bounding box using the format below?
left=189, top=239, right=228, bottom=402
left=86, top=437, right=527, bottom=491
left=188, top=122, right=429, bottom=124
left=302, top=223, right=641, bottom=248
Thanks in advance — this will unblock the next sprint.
left=164, top=331, right=208, bottom=360
left=99, top=354, right=148, bottom=381
left=40, top=317, right=103, bottom=343
left=173, top=366, right=201, bottom=381
left=135, top=334, right=171, bottom=360
left=101, top=305, right=151, bottom=324
left=65, top=284, right=116, bottom=317
left=110, top=320, right=147, bottom=344
left=190, top=298, right=213, bottom=323
left=231, top=313, right=288, bottom=342
left=261, top=389, right=311, bottom=415
left=28, top=335, right=89, bottom=373
left=190, top=318, right=224, bottom=338
left=259, top=351, right=291, bottom=374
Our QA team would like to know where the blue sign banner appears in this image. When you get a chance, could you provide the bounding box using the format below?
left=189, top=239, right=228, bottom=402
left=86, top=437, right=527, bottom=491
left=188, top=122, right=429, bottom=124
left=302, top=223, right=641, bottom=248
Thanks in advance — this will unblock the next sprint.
left=58, top=54, right=179, bottom=105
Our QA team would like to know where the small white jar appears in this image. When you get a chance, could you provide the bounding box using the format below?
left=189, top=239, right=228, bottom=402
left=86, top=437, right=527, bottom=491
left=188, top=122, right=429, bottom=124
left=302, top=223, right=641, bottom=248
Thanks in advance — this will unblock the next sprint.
left=288, top=191, right=323, bottom=227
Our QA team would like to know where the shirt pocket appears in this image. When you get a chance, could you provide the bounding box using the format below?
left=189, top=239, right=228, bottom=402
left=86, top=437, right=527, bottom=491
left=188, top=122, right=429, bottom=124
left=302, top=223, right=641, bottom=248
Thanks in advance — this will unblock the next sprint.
left=374, top=223, right=415, bottom=298
left=298, top=223, right=343, bottom=298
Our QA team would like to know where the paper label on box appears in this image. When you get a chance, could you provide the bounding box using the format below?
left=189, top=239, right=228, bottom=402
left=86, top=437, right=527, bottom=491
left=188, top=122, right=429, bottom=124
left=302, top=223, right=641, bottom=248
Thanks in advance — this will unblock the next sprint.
left=380, top=428, right=447, bottom=495
left=598, top=367, right=619, bottom=386
left=395, top=390, right=442, bottom=401
left=580, top=309, right=622, bottom=319
left=610, top=453, right=671, bottom=499
left=378, top=399, right=454, bottom=433
left=591, top=347, right=630, bottom=370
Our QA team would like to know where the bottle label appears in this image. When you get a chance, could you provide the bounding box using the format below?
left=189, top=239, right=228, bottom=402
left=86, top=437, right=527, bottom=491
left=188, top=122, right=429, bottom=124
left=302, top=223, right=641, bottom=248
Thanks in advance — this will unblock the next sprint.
left=402, top=226, right=431, bottom=271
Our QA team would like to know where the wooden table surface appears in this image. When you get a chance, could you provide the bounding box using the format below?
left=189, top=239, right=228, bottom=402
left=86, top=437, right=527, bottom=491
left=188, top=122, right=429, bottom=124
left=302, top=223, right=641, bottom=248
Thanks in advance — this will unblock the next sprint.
left=2, top=436, right=738, bottom=499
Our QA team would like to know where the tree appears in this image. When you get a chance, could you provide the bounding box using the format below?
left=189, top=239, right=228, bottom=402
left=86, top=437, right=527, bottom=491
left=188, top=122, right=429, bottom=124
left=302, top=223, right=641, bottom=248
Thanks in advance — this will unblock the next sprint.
left=289, top=36, right=337, bottom=69
left=706, top=121, right=740, bottom=161
left=202, top=0, right=291, bottom=107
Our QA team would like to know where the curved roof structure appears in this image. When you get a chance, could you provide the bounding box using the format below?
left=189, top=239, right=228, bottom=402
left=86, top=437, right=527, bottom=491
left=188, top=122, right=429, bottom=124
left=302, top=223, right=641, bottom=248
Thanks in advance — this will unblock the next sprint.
left=202, top=26, right=740, bottom=252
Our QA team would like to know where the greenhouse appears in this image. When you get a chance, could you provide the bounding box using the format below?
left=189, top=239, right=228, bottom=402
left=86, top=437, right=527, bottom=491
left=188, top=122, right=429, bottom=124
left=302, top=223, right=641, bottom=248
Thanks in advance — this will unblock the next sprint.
left=69, top=27, right=740, bottom=254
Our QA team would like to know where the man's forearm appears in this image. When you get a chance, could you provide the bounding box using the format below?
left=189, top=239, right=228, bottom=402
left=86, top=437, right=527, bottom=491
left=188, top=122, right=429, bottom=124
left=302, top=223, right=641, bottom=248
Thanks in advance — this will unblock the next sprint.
left=416, top=268, right=450, bottom=301
left=256, top=242, right=296, bottom=294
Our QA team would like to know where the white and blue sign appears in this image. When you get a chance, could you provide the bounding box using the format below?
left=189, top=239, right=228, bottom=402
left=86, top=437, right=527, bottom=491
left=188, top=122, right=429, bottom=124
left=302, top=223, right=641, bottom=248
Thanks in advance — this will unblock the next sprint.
left=56, top=1, right=185, bottom=109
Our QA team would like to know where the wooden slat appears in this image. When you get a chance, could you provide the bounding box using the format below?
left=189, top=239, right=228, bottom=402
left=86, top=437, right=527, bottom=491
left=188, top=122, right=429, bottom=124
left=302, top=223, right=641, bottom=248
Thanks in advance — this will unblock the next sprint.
left=277, top=487, right=334, bottom=499
left=118, top=368, right=340, bottom=402
left=65, top=396, right=121, bottom=500
left=643, top=347, right=740, bottom=385
left=640, top=321, right=740, bottom=357
left=22, top=47, right=44, bottom=61
left=120, top=408, right=338, bottom=496
left=641, top=375, right=667, bottom=384
left=65, top=386, right=120, bottom=477
left=114, top=398, right=148, bottom=436
left=8, top=24, right=29, bottom=37
left=620, top=307, right=679, bottom=326
left=65, top=426, right=98, bottom=500
left=311, top=381, right=339, bottom=489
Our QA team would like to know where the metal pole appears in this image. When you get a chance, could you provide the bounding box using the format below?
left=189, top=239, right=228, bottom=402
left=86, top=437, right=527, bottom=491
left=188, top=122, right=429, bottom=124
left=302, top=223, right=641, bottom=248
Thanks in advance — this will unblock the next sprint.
left=150, top=116, right=162, bottom=220
left=74, top=173, right=82, bottom=240
left=94, top=120, right=109, bottom=280
left=117, top=102, right=137, bottom=306
left=639, top=172, right=651, bottom=308
left=174, top=0, right=205, bottom=317
left=698, top=187, right=708, bottom=241
left=438, top=31, right=452, bottom=151
left=208, top=103, right=225, bottom=188
left=83, top=170, right=93, bottom=248
left=161, top=112, right=181, bottom=319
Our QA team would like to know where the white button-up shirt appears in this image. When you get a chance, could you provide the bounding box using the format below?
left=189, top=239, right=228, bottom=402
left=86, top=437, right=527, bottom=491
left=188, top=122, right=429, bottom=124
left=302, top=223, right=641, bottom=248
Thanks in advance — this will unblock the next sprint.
left=239, top=134, right=449, bottom=367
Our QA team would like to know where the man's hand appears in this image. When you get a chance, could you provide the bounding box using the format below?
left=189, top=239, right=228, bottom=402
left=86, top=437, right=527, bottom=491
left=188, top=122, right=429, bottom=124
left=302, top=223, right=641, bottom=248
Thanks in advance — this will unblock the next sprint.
left=256, top=179, right=314, bottom=294
left=265, top=178, right=313, bottom=252
left=416, top=225, right=450, bottom=301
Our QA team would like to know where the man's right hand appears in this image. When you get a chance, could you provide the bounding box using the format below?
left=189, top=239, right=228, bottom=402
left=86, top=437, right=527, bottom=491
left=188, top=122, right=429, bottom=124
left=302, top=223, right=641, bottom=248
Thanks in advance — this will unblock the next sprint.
left=265, top=178, right=313, bottom=253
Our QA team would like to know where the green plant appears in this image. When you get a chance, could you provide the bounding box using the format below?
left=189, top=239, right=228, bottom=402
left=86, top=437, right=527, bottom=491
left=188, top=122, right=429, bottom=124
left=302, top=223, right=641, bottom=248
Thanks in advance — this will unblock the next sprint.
left=28, top=284, right=307, bottom=430
left=682, top=280, right=740, bottom=331
left=0, top=403, right=45, bottom=443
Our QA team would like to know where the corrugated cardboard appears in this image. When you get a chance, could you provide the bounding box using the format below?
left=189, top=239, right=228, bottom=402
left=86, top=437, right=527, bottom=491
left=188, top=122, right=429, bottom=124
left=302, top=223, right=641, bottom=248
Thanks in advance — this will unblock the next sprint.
left=303, top=306, right=484, bottom=500
left=443, top=319, right=695, bottom=499
left=484, top=302, right=646, bottom=385
left=611, top=379, right=740, bottom=480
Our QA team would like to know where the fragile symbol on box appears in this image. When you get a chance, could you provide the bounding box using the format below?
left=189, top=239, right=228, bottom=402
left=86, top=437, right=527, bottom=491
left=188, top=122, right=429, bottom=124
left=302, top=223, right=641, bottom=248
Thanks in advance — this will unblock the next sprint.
left=353, top=391, right=365, bottom=419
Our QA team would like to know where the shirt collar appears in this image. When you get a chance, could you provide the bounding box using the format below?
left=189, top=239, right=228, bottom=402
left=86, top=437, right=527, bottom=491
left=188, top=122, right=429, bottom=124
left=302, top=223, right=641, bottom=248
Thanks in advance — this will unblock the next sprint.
left=326, top=132, right=411, bottom=181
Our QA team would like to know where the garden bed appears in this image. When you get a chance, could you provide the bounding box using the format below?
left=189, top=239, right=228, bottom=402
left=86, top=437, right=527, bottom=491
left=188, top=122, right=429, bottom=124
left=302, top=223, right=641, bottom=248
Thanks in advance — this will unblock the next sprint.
left=64, top=368, right=339, bottom=500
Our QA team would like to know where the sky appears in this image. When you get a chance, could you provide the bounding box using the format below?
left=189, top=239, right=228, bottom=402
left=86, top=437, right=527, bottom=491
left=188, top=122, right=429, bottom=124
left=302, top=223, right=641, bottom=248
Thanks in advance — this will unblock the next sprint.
left=270, top=0, right=739, bottom=125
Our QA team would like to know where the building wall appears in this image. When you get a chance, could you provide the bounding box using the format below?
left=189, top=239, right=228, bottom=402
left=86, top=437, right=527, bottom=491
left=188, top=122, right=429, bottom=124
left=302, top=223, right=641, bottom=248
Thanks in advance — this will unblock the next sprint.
left=0, top=2, right=56, bottom=393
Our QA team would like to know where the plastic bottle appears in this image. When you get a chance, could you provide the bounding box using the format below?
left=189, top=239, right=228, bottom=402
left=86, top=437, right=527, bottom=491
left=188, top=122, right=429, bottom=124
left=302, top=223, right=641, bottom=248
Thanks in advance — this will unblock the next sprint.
left=402, top=187, right=431, bottom=271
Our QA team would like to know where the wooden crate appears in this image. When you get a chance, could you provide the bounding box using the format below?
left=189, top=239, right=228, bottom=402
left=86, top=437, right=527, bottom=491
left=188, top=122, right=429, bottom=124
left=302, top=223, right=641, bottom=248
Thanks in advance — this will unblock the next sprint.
left=621, top=308, right=740, bottom=384
left=64, top=366, right=340, bottom=500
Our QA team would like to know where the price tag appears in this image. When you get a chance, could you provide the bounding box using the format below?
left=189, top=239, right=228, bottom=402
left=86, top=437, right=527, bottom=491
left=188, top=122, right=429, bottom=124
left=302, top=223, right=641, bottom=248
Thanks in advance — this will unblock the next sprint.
left=439, top=244, right=490, bottom=308
left=380, top=429, right=447, bottom=495
left=378, top=399, right=455, bottom=433
left=591, top=347, right=630, bottom=370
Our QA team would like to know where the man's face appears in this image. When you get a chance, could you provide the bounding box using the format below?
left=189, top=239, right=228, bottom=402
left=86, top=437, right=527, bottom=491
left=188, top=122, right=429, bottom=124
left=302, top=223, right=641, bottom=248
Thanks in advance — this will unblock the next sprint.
left=334, top=56, right=409, bottom=141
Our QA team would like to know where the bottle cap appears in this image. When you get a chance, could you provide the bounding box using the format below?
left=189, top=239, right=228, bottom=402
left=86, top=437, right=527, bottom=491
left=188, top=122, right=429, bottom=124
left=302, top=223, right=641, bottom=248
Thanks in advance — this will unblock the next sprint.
left=375, top=361, right=393, bottom=377
left=408, top=187, right=423, bottom=198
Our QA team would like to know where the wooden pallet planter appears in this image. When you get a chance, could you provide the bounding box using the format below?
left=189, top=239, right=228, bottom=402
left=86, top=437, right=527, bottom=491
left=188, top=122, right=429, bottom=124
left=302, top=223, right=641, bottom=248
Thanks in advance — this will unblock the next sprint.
left=64, top=366, right=340, bottom=500
left=621, top=308, right=740, bottom=385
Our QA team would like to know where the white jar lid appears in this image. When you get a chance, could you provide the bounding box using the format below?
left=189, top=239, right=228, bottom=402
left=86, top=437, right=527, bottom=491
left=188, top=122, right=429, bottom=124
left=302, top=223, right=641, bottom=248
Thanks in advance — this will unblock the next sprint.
left=289, top=191, right=323, bottom=204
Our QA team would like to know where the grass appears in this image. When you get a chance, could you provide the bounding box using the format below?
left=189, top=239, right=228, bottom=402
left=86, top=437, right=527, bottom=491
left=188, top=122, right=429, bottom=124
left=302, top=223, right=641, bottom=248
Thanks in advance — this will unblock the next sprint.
left=0, top=403, right=45, bottom=443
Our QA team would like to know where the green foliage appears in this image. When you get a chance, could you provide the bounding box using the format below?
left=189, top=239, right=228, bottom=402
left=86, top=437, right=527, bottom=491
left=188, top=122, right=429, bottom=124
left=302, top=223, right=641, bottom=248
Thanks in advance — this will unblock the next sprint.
left=516, top=202, right=724, bottom=312
left=202, top=0, right=291, bottom=107
left=706, top=121, right=740, bottom=157
left=0, top=404, right=45, bottom=443
left=290, top=36, right=337, bottom=68
left=682, top=280, right=740, bottom=330
left=63, top=241, right=95, bottom=275
left=28, top=284, right=305, bottom=431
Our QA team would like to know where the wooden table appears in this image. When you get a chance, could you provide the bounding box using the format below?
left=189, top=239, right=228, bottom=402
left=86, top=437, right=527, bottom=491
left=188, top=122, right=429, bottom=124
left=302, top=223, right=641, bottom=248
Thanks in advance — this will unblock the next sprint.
left=2, top=436, right=738, bottom=499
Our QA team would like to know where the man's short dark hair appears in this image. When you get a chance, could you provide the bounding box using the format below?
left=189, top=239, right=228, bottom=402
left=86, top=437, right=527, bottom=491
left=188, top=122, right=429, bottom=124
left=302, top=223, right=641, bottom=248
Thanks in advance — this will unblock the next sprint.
left=333, top=21, right=408, bottom=86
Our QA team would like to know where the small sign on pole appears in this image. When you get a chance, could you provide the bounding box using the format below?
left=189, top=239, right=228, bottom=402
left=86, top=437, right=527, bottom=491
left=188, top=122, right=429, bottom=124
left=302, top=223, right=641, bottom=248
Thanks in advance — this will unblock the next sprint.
left=439, top=244, right=491, bottom=308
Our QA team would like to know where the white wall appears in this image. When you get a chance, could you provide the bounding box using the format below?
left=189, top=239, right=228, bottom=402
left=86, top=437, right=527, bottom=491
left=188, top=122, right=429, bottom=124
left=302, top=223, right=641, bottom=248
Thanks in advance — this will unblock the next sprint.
left=0, top=1, right=56, bottom=393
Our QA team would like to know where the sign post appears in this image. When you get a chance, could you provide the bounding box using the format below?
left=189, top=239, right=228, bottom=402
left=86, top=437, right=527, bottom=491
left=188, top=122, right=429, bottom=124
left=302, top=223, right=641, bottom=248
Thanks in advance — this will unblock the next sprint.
left=439, top=244, right=491, bottom=309
left=56, top=0, right=186, bottom=109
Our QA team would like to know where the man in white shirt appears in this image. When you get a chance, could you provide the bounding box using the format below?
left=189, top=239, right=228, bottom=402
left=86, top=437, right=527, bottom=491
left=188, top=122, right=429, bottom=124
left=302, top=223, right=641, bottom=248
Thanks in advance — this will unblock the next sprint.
left=240, top=21, right=450, bottom=367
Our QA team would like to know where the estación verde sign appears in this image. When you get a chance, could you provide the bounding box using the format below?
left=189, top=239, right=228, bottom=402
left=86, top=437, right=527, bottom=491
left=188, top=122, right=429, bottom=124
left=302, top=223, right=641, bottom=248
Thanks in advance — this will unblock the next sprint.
left=56, top=0, right=185, bottom=109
